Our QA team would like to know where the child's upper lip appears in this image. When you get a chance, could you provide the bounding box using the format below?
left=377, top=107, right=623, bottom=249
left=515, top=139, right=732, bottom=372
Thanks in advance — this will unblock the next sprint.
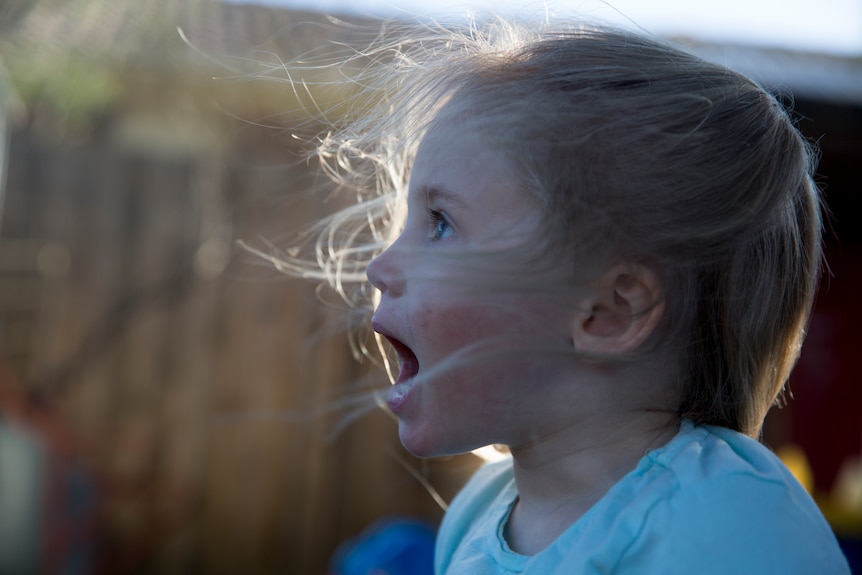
left=372, top=319, right=408, bottom=351
left=371, top=318, right=394, bottom=341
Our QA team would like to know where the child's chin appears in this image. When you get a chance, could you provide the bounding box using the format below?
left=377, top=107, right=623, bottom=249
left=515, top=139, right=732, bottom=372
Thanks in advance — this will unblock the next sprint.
left=398, top=430, right=441, bottom=459
left=398, top=426, right=475, bottom=459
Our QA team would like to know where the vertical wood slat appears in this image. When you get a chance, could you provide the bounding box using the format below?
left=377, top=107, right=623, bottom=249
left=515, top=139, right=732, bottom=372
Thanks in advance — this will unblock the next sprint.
left=0, top=137, right=40, bottom=371
left=31, top=144, right=84, bottom=381
left=67, top=146, right=126, bottom=435
left=147, top=158, right=228, bottom=573
left=107, top=155, right=195, bottom=569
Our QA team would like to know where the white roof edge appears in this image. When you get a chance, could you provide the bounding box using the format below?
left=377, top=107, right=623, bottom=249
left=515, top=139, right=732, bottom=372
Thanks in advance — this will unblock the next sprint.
left=679, top=39, right=862, bottom=106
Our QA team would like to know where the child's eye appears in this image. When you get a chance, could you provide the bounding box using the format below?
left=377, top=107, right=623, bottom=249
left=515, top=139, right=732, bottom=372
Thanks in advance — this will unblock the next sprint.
left=426, top=208, right=454, bottom=241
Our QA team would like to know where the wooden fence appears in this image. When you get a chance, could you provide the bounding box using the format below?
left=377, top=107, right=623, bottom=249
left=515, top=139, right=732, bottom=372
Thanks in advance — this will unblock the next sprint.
left=0, top=127, right=480, bottom=574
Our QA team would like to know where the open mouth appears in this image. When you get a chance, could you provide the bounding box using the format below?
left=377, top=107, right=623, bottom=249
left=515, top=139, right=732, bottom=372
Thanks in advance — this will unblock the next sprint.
left=383, top=335, right=420, bottom=385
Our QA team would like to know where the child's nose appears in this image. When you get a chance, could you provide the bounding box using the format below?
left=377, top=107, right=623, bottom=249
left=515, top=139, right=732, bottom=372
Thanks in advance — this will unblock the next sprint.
left=366, top=242, right=404, bottom=296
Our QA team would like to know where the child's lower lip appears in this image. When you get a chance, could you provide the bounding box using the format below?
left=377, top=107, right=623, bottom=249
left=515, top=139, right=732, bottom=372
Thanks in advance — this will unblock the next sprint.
left=387, top=380, right=414, bottom=414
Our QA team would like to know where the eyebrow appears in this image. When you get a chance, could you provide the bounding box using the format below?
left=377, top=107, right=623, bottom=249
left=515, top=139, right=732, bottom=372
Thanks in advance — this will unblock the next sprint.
left=420, top=184, right=469, bottom=209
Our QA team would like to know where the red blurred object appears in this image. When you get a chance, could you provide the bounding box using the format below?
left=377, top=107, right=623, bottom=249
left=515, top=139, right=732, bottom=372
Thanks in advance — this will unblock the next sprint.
left=0, top=356, right=99, bottom=574
left=789, top=243, right=862, bottom=493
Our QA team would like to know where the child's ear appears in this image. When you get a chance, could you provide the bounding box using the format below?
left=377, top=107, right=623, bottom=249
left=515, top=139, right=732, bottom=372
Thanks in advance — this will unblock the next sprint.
left=571, top=264, right=665, bottom=355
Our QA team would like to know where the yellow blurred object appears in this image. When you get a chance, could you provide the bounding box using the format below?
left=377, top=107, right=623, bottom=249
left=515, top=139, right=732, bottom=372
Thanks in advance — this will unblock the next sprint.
left=776, top=444, right=814, bottom=494
left=834, top=457, right=862, bottom=512
left=815, top=456, right=862, bottom=536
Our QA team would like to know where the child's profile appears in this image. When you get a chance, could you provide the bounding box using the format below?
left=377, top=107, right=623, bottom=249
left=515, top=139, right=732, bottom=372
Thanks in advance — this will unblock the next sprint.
left=274, top=16, right=851, bottom=574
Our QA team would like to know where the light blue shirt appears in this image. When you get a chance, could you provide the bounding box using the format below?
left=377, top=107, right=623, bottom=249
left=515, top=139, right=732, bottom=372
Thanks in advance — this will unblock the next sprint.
left=435, top=421, right=850, bottom=574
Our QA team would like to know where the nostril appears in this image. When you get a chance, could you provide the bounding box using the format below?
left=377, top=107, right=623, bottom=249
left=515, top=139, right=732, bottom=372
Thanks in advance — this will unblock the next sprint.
left=366, top=251, right=387, bottom=293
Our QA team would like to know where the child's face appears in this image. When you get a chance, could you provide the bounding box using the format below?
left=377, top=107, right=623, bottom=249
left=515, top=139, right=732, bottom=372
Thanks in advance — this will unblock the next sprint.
left=367, top=120, right=579, bottom=457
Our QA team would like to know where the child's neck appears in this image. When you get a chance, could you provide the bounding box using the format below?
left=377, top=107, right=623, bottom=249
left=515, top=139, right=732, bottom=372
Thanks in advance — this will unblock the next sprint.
left=505, top=411, right=679, bottom=556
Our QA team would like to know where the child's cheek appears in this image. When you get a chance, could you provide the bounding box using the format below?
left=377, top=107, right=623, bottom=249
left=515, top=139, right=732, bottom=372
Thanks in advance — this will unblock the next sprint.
left=413, top=296, right=521, bottom=354
left=413, top=302, right=479, bottom=344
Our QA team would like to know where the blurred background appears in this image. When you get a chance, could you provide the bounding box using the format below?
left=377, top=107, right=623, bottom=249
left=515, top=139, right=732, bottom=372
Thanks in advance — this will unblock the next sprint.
left=0, top=0, right=860, bottom=573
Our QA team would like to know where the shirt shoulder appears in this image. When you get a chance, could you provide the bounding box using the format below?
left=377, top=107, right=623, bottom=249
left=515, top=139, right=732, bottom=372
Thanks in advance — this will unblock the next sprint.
left=435, top=423, right=851, bottom=575
left=613, top=423, right=851, bottom=574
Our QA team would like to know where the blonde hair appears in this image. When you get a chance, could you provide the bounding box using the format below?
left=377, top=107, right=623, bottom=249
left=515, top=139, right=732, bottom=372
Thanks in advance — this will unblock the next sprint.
left=273, top=18, right=822, bottom=438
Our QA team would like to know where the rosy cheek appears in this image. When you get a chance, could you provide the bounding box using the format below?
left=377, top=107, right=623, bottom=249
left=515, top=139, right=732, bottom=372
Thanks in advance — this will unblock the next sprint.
left=418, top=303, right=507, bottom=358
left=414, top=305, right=470, bottom=343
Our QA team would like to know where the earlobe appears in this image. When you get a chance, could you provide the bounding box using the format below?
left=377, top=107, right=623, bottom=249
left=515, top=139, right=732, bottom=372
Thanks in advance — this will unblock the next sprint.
left=572, top=265, right=665, bottom=355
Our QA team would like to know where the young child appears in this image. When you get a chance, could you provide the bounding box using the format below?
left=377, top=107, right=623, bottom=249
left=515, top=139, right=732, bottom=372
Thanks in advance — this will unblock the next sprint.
left=288, top=17, right=851, bottom=574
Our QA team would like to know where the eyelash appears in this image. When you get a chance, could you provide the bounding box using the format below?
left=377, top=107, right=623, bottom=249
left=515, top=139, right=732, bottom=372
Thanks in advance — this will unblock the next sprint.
left=426, top=208, right=453, bottom=241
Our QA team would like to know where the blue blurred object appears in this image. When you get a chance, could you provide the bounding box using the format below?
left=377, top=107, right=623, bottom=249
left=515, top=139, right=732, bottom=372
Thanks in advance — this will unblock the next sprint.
left=837, top=537, right=860, bottom=574
left=330, top=517, right=437, bottom=575
left=0, top=419, right=43, bottom=575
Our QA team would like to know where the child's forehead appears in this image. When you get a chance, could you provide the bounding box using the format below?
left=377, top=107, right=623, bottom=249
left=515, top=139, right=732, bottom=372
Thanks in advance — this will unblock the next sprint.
left=411, top=123, right=513, bottom=189
left=422, top=111, right=486, bottom=140
left=423, top=87, right=512, bottom=133
left=417, top=104, right=520, bottom=168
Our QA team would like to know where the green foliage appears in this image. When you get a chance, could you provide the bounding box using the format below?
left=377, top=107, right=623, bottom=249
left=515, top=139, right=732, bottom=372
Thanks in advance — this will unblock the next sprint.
left=4, top=49, right=122, bottom=132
